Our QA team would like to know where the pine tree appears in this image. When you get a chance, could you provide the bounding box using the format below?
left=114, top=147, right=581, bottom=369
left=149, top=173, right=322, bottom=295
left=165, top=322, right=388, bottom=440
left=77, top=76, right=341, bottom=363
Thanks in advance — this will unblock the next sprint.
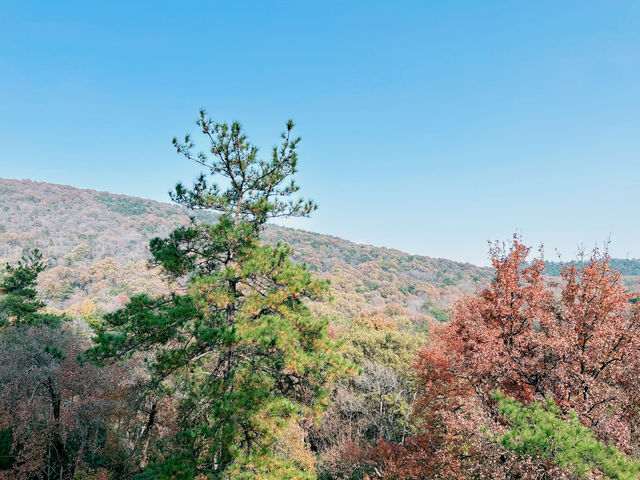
left=0, top=248, right=60, bottom=329
left=88, top=111, right=344, bottom=479
left=497, top=392, right=640, bottom=479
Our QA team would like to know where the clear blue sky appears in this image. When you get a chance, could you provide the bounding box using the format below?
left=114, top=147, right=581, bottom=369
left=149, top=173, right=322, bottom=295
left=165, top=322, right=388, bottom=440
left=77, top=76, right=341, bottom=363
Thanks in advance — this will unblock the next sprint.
left=1, top=1, right=639, bottom=265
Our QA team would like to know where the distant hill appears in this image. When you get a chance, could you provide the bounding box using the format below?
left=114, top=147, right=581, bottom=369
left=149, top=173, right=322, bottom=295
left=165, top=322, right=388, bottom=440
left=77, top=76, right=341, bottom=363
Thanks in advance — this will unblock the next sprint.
left=543, top=259, right=640, bottom=277
left=541, top=258, right=640, bottom=294
left=0, top=179, right=493, bottom=322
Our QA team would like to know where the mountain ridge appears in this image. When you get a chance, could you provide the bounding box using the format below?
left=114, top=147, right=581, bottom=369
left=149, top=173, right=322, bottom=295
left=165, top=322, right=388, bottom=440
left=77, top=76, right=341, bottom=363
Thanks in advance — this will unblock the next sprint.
left=2, top=177, right=484, bottom=268
left=1, top=178, right=638, bottom=321
left=0, top=178, right=491, bottom=322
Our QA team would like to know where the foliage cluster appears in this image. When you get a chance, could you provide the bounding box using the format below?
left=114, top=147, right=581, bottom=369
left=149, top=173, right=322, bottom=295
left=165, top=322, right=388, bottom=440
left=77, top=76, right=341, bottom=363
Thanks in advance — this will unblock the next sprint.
left=336, top=238, right=640, bottom=480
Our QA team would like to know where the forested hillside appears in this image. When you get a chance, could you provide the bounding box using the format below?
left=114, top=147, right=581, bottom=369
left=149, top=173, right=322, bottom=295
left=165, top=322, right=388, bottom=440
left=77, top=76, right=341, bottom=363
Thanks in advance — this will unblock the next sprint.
left=2, top=174, right=640, bottom=480
left=0, top=178, right=489, bottom=320
left=3, top=2, right=639, bottom=478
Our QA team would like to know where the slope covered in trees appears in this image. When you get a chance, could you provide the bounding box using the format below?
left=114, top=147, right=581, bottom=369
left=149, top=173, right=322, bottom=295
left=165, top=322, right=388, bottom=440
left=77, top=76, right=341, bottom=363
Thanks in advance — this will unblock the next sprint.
left=0, top=177, right=490, bottom=321
left=2, top=112, right=640, bottom=479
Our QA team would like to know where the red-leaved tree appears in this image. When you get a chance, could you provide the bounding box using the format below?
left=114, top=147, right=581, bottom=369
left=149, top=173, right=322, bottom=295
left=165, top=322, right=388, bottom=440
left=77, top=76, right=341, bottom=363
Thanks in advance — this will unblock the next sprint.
left=367, top=238, right=640, bottom=478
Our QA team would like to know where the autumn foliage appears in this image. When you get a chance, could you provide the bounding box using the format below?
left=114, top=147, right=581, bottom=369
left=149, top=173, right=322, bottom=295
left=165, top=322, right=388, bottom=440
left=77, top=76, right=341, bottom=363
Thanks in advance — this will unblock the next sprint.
left=358, top=238, right=640, bottom=479
left=4, top=135, right=640, bottom=478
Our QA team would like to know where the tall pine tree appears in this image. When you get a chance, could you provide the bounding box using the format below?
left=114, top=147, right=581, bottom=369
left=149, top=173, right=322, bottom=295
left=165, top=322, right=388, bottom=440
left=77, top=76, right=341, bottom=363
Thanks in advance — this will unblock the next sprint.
left=88, top=111, right=344, bottom=479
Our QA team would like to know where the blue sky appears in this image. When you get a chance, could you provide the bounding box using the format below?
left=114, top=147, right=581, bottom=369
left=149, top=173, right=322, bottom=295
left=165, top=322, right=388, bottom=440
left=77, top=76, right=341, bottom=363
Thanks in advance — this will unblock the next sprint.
left=1, top=1, right=639, bottom=265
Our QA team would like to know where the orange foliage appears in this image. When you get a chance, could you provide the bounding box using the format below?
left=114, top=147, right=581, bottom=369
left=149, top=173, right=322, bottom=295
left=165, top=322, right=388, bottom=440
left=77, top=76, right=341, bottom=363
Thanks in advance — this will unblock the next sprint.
left=368, top=238, right=640, bottom=477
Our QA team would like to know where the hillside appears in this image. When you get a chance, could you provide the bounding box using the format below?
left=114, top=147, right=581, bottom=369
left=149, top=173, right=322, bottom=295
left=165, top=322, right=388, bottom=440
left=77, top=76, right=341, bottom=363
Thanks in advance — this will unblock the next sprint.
left=0, top=178, right=492, bottom=321
left=3, top=178, right=640, bottom=479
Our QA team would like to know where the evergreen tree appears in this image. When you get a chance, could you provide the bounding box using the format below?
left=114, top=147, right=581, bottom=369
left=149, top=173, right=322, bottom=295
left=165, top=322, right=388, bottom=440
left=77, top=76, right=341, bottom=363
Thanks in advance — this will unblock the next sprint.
left=497, top=392, right=640, bottom=479
left=88, top=111, right=344, bottom=479
left=0, top=248, right=60, bottom=329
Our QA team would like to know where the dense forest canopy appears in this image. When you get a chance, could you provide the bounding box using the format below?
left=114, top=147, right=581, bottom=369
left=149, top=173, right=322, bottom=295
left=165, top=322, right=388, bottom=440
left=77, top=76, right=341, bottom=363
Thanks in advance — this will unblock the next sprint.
left=1, top=114, right=639, bottom=479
